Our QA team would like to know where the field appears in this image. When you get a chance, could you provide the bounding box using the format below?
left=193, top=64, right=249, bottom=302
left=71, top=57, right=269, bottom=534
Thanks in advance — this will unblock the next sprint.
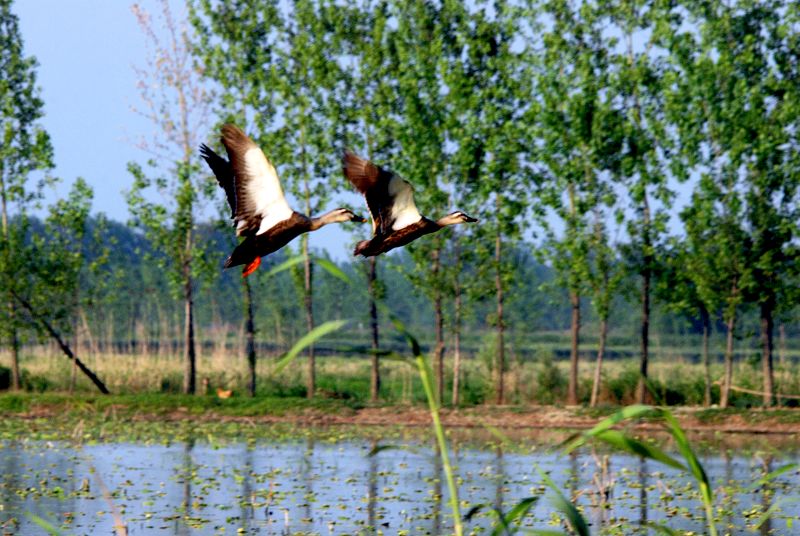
left=7, top=343, right=800, bottom=408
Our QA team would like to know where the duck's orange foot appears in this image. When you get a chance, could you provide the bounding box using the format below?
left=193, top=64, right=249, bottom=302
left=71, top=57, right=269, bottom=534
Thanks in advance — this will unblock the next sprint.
left=242, top=257, right=261, bottom=277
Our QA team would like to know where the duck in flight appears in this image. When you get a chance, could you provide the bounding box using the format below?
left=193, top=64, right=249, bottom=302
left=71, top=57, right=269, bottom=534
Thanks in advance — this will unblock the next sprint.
left=200, top=125, right=365, bottom=276
left=342, top=151, right=477, bottom=257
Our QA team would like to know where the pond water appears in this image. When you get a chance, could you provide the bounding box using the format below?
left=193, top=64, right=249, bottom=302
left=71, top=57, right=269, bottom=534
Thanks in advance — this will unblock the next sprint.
left=1, top=430, right=798, bottom=535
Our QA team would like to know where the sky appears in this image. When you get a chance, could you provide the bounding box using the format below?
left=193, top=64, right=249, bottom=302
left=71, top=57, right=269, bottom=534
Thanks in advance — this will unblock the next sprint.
left=13, top=0, right=358, bottom=260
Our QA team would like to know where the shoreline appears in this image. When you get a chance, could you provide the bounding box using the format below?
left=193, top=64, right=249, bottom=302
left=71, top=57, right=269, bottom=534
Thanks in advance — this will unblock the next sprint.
left=3, top=393, right=800, bottom=436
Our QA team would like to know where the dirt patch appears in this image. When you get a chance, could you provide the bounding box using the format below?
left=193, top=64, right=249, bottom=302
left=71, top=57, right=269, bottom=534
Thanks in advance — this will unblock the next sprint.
left=18, top=404, right=793, bottom=435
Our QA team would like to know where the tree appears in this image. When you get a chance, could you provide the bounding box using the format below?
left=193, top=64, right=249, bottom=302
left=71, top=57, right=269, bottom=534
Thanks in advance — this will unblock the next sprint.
left=127, top=1, right=214, bottom=395
left=385, top=0, right=455, bottom=405
left=448, top=1, right=528, bottom=405
left=272, top=0, right=351, bottom=398
left=606, top=0, right=676, bottom=403
left=586, top=209, right=624, bottom=407
left=667, top=0, right=800, bottom=406
left=337, top=0, right=402, bottom=402
left=658, top=239, right=714, bottom=406
left=190, top=0, right=283, bottom=397
left=18, top=178, right=110, bottom=394
left=532, top=0, right=624, bottom=405
left=0, top=0, right=54, bottom=390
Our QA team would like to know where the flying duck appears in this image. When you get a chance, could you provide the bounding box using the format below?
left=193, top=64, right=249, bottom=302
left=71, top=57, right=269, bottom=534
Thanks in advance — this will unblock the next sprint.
left=342, top=151, right=478, bottom=257
left=200, top=125, right=365, bottom=276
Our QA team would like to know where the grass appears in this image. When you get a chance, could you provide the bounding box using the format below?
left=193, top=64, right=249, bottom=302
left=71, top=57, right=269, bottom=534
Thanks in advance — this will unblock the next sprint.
left=5, top=346, right=800, bottom=408
left=0, top=391, right=358, bottom=417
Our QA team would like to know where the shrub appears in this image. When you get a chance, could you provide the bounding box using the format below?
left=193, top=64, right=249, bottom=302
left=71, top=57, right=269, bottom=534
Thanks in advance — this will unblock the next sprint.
left=535, top=351, right=566, bottom=405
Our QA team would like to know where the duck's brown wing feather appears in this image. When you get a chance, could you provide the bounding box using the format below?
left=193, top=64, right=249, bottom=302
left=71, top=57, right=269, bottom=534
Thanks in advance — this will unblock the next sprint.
left=342, top=150, right=421, bottom=236
left=221, top=124, right=293, bottom=237
left=200, top=144, right=236, bottom=219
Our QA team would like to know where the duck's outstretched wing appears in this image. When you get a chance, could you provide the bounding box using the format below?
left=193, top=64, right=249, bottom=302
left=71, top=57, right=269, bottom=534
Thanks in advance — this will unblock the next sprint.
left=221, top=124, right=293, bottom=237
left=342, top=150, right=421, bottom=236
left=199, top=144, right=236, bottom=219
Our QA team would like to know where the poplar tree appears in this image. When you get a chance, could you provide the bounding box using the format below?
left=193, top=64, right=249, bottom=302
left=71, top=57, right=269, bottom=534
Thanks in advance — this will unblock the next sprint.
left=606, top=0, right=675, bottom=403
left=189, top=0, right=282, bottom=397
left=449, top=1, right=528, bottom=404
left=667, top=0, right=800, bottom=406
left=387, top=0, right=454, bottom=404
left=126, top=1, right=214, bottom=395
left=337, top=0, right=400, bottom=402
left=0, top=0, right=53, bottom=390
left=533, top=0, right=624, bottom=405
left=272, top=0, right=348, bottom=398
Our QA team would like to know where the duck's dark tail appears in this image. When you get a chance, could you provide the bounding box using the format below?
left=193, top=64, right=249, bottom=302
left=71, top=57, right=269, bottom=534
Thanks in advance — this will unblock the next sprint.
left=354, top=239, right=373, bottom=257
left=224, top=239, right=254, bottom=268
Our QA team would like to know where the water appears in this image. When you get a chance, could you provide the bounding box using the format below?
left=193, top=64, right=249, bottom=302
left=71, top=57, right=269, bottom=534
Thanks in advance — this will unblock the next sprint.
left=1, top=433, right=798, bottom=535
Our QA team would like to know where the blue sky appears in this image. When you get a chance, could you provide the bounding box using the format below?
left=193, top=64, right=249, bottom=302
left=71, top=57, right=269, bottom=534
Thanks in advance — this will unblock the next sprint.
left=15, top=0, right=154, bottom=219
left=14, top=0, right=359, bottom=260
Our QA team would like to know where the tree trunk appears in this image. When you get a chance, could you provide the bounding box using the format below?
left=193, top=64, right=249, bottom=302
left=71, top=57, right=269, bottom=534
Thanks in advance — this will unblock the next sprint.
left=636, top=266, right=651, bottom=404
left=8, top=307, right=20, bottom=390
left=302, top=236, right=315, bottom=398
left=452, top=279, right=463, bottom=407
left=590, top=317, right=608, bottom=407
left=760, top=300, right=775, bottom=407
left=0, top=175, right=20, bottom=391
left=701, top=307, right=711, bottom=407
left=636, top=191, right=652, bottom=404
left=183, top=262, right=196, bottom=395
left=778, top=323, right=786, bottom=369
left=432, top=246, right=445, bottom=405
left=568, top=291, right=580, bottom=405
left=368, top=256, right=380, bottom=402
left=494, top=220, right=505, bottom=405
left=245, top=277, right=256, bottom=397
left=721, top=314, right=736, bottom=409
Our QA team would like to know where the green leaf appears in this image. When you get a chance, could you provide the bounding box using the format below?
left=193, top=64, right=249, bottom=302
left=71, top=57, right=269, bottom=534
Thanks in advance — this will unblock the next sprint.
left=563, top=405, right=660, bottom=453
left=660, top=410, right=716, bottom=536
left=273, top=320, right=348, bottom=375
left=645, top=522, right=682, bottom=536
left=754, top=497, right=800, bottom=530
left=593, top=430, right=685, bottom=471
left=314, top=256, right=351, bottom=284
left=26, top=513, right=66, bottom=535
left=537, top=468, right=590, bottom=536
left=264, top=255, right=304, bottom=278
left=746, top=463, right=799, bottom=491
left=492, top=497, right=539, bottom=536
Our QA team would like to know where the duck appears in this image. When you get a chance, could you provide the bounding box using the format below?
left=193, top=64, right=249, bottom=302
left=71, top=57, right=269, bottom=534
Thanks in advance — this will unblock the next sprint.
left=200, top=125, right=365, bottom=276
left=342, top=150, right=477, bottom=256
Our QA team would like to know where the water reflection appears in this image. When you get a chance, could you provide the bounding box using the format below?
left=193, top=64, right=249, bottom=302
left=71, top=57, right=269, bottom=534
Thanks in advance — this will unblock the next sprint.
left=638, top=457, right=648, bottom=531
left=494, top=445, right=505, bottom=514
left=367, top=438, right=378, bottom=533
left=0, top=436, right=798, bottom=535
left=760, top=456, right=773, bottom=536
left=431, top=444, right=442, bottom=536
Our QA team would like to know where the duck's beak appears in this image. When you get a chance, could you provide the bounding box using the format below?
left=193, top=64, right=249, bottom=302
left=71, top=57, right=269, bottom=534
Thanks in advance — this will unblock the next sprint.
left=464, top=215, right=479, bottom=223
left=355, top=215, right=368, bottom=223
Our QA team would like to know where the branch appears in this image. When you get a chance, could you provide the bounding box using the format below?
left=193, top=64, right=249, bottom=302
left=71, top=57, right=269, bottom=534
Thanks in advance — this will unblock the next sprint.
left=11, top=289, right=110, bottom=394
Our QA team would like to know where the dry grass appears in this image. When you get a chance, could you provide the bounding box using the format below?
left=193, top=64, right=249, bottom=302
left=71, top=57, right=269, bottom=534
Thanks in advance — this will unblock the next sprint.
left=3, top=342, right=799, bottom=407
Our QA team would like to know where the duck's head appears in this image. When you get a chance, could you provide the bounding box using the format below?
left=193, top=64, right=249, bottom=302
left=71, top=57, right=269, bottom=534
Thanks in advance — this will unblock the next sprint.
left=437, top=211, right=479, bottom=227
left=329, top=207, right=367, bottom=223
